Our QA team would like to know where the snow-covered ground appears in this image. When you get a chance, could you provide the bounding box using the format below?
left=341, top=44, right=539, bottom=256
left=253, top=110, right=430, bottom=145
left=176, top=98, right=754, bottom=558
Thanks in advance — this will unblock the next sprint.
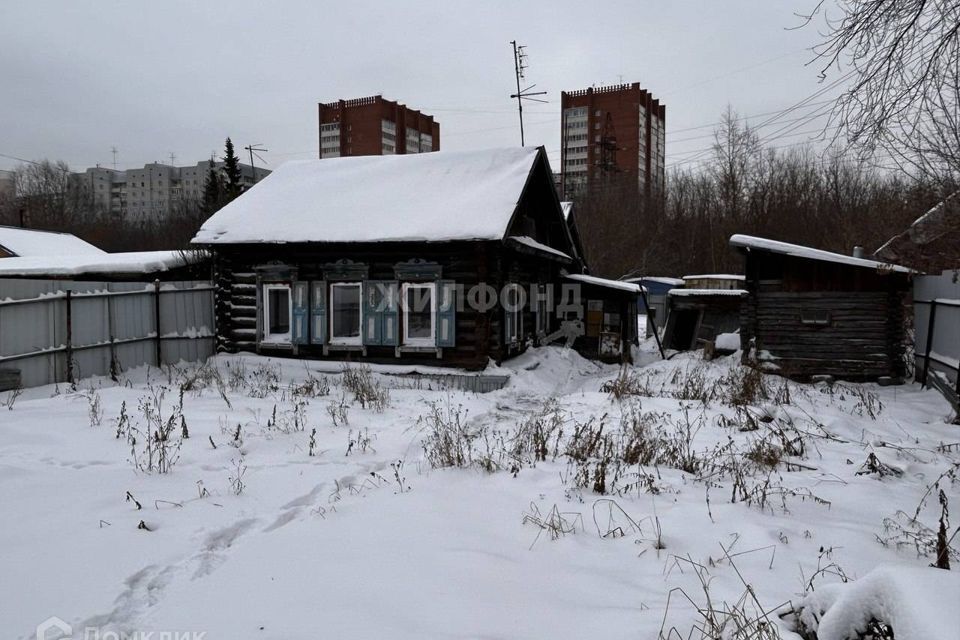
left=2, top=345, right=958, bottom=639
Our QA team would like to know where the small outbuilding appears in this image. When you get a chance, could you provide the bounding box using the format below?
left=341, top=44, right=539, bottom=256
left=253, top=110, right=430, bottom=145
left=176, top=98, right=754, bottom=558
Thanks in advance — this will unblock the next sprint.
left=625, top=276, right=685, bottom=335
left=730, top=234, right=912, bottom=381
left=661, top=287, right=746, bottom=351
left=192, top=147, right=637, bottom=369
left=0, top=225, right=106, bottom=258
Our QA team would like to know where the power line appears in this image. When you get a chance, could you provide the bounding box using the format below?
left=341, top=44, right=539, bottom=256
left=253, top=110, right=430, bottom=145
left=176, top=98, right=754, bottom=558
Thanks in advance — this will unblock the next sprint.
left=0, top=152, right=39, bottom=166
left=668, top=69, right=856, bottom=169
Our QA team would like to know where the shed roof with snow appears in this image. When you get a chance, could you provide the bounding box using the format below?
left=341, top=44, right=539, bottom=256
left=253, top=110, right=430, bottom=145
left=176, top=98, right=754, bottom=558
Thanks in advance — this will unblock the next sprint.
left=730, top=234, right=910, bottom=273
left=192, top=147, right=547, bottom=245
left=0, top=226, right=106, bottom=258
left=0, top=250, right=207, bottom=280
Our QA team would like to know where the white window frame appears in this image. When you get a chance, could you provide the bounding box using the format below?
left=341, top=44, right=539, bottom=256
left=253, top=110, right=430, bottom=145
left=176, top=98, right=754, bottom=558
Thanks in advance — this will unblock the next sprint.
left=535, top=284, right=549, bottom=337
left=262, top=283, right=292, bottom=344
left=329, top=282, right=363, bottom=345
left=401, top=281, right=436, bottom=347
left=506, top=283, right=523, bottom=344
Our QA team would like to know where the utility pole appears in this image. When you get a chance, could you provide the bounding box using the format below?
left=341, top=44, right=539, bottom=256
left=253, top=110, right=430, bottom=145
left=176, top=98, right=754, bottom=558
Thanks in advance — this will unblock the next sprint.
left=509, top=40, right=547, bottom=146
left=168, top=151, right=176, bottom=166
left=110, top=146, right=118, bottom=170
left=243, top=144, right=268, bottom=185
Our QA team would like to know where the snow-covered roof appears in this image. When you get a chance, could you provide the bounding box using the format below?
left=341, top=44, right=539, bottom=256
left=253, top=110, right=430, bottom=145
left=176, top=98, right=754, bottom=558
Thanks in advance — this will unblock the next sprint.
left=192, top=147, right=543, bottom=245
left=730, top=234, right=911, bottom=273
left=0, top=226, right=106, bottom=258
left=506, top=236, right=572, bottom=261
left=683, top=274, right=745, bottom=281
left=875, top=191, right=958, bottom=259
left=626, top=276, right=685, bottom=286
left=669, top=288, right=748, bottom=297
left=0, top=250, right=200, bottom=278
left=565, top=273, right=642, bottom=293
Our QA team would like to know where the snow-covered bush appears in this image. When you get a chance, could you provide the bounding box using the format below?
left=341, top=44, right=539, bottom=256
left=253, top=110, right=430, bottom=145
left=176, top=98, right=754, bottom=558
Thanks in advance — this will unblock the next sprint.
left=789, top=565, right=960, bottom=640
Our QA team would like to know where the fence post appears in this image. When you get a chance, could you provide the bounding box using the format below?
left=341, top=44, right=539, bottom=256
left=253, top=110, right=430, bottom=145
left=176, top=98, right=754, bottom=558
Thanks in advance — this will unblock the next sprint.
left=921, top=300, right=938, bottom=387
left=107, top=285, right=118, bottom=381
left=65, top=289, right=74, bottom=386
left=154, top=279, right=162, bottom=367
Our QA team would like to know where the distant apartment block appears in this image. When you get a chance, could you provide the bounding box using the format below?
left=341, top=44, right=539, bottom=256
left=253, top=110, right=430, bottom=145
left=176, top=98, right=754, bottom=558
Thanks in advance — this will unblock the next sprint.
left=76, top=160, right=269, bottom=220
left=318, top=95, right=440, bottom=158
left=560, top=83, right=665, bottom=198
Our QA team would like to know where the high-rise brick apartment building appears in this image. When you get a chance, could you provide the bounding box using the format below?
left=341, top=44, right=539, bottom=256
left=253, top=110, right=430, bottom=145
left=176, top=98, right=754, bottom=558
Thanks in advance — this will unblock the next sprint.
left=318, top=95, right=440, bottom=158
left=560, top=83, right=665, bottom=198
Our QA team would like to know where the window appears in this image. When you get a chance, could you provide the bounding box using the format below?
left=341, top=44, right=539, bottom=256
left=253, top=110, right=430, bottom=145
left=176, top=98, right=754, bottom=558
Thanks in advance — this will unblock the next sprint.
left=505, top=284, right=523, bottom=343
left=800, top=308, right=831, bottom=326
left=263, top=284, right=292, bottom=343
left=330, top=282, right=362, bottom=344
left=535, top=284, right=549, bottom=337
left=402, top=282, right=435, bottom=346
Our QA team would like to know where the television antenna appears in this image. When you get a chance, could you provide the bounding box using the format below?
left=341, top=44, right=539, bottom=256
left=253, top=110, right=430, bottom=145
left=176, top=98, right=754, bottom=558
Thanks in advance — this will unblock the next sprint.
left=509, top=40, right=547, bottom=146
left=243, top=144, right=269, bottom=184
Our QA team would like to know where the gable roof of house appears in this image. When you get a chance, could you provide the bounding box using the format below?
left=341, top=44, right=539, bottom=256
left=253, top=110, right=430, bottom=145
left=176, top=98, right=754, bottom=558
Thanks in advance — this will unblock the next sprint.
left=729, top=234, right=912, bottom=273
left=0, top=226, right=106, bottom=258
left=192, top=147, right=545, bottom=245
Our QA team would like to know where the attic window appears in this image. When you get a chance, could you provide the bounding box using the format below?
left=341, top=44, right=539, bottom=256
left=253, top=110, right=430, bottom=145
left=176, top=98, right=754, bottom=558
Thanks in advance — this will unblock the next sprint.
left=800, top=308, right=831, bottom=326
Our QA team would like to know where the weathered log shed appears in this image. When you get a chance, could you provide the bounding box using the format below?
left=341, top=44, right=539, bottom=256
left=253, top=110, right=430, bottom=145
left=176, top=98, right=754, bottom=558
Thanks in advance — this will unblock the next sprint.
left=192, top=147, right=636, bottom=369
left=730, top=235, right=912, bottom=381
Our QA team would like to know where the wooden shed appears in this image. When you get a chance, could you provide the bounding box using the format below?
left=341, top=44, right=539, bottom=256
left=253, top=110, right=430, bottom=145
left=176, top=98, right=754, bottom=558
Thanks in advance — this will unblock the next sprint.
left=730, top=234, right=912, bottom=381
left=192, top=147, right=637, bottom=369
left=662, top=288, right=746, bottom=351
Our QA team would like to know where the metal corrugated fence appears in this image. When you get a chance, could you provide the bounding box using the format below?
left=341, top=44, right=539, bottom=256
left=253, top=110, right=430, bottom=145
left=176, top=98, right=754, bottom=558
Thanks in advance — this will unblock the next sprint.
left=914, top=271, right=960, bottom=410
left=0, top=278, right=214, bottom=389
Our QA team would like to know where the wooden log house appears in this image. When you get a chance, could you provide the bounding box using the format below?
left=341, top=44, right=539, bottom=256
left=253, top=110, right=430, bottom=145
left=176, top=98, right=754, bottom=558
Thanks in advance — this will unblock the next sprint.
left=192, top=147, right=639, bottom=369
left=730, top=235, right=912, bottom=381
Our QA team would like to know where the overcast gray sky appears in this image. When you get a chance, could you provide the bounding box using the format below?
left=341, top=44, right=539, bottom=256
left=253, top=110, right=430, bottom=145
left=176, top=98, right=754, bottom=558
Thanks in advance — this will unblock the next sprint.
left=1, top=1, right=836, bottom=174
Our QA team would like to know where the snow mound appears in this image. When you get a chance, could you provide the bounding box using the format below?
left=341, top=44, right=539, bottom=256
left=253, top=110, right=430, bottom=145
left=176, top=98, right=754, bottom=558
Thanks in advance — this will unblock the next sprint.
left=795, top=565, right=960, bottom=640
left=715, top=332, right=740, bottom=351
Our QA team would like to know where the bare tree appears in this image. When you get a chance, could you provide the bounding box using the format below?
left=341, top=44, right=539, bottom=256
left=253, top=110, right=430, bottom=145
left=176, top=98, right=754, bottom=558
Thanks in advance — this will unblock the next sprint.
left=800, top=0, right=960, bottom=181
left=10, top=160, right=96, bottom=229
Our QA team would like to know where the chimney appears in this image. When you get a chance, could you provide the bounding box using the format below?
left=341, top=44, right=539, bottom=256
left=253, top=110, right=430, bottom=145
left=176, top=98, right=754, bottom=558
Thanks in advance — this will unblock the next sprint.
left=852, top=246, right=865, bottom=258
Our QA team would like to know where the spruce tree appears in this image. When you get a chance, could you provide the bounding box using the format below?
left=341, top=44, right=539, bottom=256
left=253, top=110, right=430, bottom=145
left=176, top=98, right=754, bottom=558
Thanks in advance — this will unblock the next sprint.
left=222, top=137, right=243, bottom=201
left=201, top=157, right=223, bottom=215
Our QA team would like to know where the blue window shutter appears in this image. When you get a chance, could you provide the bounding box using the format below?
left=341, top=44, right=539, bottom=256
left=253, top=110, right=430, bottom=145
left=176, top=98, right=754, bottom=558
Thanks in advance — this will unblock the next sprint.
left=310, top=281, right=327, bottom=345
left=436, top=279, right=456, bottom=348
left=382, top=281, right=399, bottom=347
left=362, top=280, right=383, bottom=346
left=292, top=282, right=309, bottom=344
